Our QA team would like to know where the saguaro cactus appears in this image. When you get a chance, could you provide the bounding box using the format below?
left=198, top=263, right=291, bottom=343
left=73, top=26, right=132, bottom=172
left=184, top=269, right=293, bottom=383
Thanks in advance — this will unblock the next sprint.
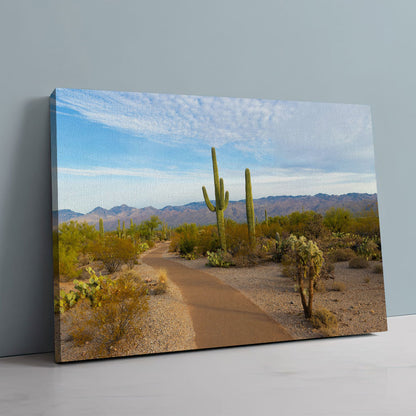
left=265, top=209, right=268, bottom=226
left=117, top=220, right=121, bottom=238
left=122, top=221, right=126, bottom=239
left=202, top=147, right=229, bottom=251
left=99, top=218, right=104, bottom=238
left=245, top=168, right=255, bottom=249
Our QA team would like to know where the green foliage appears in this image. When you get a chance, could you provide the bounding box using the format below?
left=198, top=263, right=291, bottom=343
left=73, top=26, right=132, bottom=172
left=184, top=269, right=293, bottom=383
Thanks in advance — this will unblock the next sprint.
left=357, top=237, right=380, bottom=260
left=245, top=168, right=256, bottom=249
left=328, top=248, right=356, bottom=262
left=90, top=235, right=137, bottom=273
left=324, top=207, right=352, bottom=233
left=286, top=235, right=324, bottom=318
left=137, top=242, right=150, bottom=255
left=65, top=269, right=149, bottom=358
left=206, top=250, right=233, bottom=268
left=202, top=147, right=229, bottom=251
left=99, top=218, right=104, bottom=238
left=171, top=223, right=199, bottom=255
left=58, top=221, right=98, bottom=280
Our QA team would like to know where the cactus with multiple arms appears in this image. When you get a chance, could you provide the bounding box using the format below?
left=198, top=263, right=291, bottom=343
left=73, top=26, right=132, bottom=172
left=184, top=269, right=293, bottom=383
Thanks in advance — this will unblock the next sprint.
left=202, top=147, right=229, bottom=251
left=245, top=168, right=255, bottom=249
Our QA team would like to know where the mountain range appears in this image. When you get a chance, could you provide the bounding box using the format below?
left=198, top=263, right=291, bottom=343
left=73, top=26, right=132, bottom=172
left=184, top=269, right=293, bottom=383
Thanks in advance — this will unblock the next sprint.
left=54, top=193, right=378, bottom=230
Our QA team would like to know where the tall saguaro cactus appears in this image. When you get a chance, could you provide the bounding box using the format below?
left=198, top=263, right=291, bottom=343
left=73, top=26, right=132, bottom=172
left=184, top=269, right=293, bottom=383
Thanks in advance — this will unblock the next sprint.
left=202, top=147, right=229, bottom=251
left=245, top=168, right=255, bottom=249
left=99, top=218, right=104, bottom=238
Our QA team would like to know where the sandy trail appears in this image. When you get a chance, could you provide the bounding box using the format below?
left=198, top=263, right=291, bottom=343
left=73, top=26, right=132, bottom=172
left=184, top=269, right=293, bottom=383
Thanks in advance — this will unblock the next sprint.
left=142, top=243, right=293, bottom=349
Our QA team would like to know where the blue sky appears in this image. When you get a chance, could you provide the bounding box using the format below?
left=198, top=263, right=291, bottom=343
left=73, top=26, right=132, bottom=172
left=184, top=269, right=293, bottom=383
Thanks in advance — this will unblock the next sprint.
left=52, top=88, right=377, bottom=213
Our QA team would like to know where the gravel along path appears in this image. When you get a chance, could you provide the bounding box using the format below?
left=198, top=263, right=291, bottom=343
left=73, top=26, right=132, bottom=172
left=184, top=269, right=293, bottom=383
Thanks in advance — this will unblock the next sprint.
left=58, top=258, right=196, bottom=362
left=142, top=244, right=293, bottom=350
left=168, top=252, right=387, bottom=340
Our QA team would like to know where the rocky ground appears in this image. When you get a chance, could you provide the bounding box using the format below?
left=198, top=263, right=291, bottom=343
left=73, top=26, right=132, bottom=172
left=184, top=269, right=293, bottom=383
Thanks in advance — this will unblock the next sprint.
left=168, top=252, right=387, bottom=340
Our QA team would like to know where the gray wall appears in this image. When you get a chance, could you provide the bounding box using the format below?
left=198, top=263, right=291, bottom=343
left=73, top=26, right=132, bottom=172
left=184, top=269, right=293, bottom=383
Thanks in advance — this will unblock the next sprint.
left=0, top=0, right=414, bottom=357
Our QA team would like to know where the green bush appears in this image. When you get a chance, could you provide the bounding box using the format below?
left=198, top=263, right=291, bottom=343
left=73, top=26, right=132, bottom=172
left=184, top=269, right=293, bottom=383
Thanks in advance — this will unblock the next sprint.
left=206, top=250, right=233, bottom=268
left=328, top=248, right=356, bottom=262
left=349, top=257, right=369, bottom=269
left=90, top=235, right=137, bottom=273
left=66, top=270, right=149, bottom=358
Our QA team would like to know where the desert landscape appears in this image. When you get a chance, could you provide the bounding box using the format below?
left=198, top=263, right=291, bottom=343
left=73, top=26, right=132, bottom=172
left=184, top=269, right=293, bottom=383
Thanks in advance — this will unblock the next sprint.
left=52, top=89, right=386, bottom=362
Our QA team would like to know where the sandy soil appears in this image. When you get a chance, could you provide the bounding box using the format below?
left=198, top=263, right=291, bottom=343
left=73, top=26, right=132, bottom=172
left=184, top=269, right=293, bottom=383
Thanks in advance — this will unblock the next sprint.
left=167, top=252, right=387, bottom=340
left=58, top=260, right=196, bottom=362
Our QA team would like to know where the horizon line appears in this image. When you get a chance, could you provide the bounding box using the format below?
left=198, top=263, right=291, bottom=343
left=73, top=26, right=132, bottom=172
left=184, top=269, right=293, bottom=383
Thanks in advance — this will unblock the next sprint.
left=55, top=191, right=378, bottom=215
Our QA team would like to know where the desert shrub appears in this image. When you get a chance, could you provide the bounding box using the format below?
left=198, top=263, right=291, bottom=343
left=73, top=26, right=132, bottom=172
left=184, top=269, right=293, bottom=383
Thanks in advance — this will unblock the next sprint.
left=151, top=269, right=168, bottom=295
left=328, top=248, right=356, bottom=262
left=182, top=252, right=198, bottom=260
left=311, top=308, right=339, bottom=337
left=56, top=267, right=117, bottom=313
left=58, top=244, right=81, bottom=280
left=364, top=277, right=370, bottom=283
left=171, top=223, right=199, bottom=255
left=314, top=280, right=326, bottom=293
left=225, top=220, right=250, bottom=256
left=373, top=263, right=383, bottom=274
left=78, top=253, right=92, bottom=266
left=323, top=208, right=352, bottom=233
left=352, top=208, right=380, bottom=237
left=285, top=211, right=325, bottom=240
left=281, top=253, right=297, bottom=278
left=90, top=235, right=137, bottom=273
left=332, top=281, right=346, bottom=292
left=206, top=250, right=233, bottom=268
left=357, top=237, right=380, bottom=260
left=146, top=239, right=155, bottom=249
left=137, top=242, right=150, bottom=255
left=197, top=225, right=219, bottom=255
left=349, top=257, right=369, bottom=269
left=67, top=271, right=149, bottom=358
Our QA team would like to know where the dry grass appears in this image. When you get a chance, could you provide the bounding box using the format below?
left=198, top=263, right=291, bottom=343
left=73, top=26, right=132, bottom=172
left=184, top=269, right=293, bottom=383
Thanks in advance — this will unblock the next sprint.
left=152, top=268, right=168, bottom=295
left=349, top=257, right=369, bottom=269
left=311, top=308, right=339, bottom=337
left=373, top=263, right=383, bottom=274
left=64, top=272, right=149, bottom=359
left=332, top=281, right=346, bottom=292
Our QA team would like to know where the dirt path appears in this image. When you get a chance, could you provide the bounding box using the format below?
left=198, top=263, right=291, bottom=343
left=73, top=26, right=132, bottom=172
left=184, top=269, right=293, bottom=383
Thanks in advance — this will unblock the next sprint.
left=142, top=244, right=293, bottom=350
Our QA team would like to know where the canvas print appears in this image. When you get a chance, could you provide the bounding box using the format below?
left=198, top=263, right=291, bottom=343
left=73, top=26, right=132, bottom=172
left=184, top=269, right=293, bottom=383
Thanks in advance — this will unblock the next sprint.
left=51, top=88, right=387, bottom=362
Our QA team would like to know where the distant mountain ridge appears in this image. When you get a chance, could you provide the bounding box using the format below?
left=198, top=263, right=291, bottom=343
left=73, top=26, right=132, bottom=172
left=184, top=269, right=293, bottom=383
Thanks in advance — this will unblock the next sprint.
left=56, top=193, right=378, bottom=230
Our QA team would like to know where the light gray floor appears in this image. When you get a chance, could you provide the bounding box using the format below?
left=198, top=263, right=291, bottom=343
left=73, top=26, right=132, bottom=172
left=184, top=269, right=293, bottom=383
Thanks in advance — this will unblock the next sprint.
left=0, top=315, right=414, bottom=416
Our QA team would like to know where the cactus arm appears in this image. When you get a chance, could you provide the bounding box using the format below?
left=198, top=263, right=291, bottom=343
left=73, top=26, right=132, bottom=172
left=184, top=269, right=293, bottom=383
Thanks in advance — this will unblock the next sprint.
left=202, top=186, right=216, bottom=212
left=224, top=190, right=229, bottom=210
left=219, top=178, right=225, bottom=210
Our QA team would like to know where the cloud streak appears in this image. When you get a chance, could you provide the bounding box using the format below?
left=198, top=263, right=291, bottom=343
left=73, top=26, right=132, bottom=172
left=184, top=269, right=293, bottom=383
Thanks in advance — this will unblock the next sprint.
left=55, top=89, right=374, bottom=171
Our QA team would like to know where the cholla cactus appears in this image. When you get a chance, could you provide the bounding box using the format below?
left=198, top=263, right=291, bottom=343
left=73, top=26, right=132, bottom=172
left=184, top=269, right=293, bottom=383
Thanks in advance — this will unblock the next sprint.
left=202, top=147, right=229, bottom=251
left=287, top=234, right=323, bottom=318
